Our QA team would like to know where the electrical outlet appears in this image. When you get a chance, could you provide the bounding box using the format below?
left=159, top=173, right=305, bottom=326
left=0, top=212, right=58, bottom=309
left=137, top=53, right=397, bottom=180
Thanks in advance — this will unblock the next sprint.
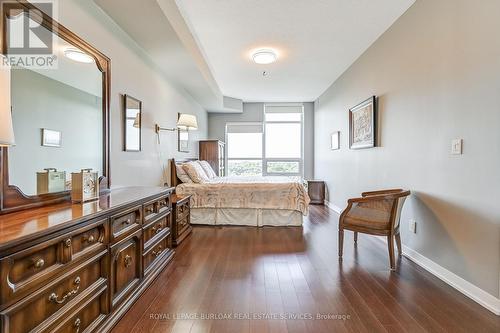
left=409, top=220, right=417, bottom=234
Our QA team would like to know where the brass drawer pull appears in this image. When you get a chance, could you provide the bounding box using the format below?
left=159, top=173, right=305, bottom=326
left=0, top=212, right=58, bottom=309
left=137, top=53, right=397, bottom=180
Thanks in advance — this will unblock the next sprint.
left=122, top=218, right=132, bottom=225
left=64, top=238, right=72, bottom=248
left=48, top=276, right=81, bottom=304
left=33, top=258, right=45, bottom=269
left=152, top=246, right=163, bottom=257
left=74, top=317, right=81, bottom=333
left=152, top=224, right=163, bottom=234
left=146, top=207, right=154, bottom=214
left=83, top=234, right=95, bottom=243
left=124, top=255, right=133, bottom=268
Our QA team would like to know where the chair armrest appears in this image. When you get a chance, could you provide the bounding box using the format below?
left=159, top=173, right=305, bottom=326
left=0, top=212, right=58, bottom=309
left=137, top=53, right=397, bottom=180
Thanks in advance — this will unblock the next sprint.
left=361, top=189, right=403, bottom=197
left=348, top=194, right=393, bottom=203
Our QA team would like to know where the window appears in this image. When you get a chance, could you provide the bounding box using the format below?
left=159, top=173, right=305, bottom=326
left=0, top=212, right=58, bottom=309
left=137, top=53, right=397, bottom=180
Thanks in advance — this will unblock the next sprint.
left=264, top=105, right=303, bottom=176
left=226, top=123, right=263, bottom=176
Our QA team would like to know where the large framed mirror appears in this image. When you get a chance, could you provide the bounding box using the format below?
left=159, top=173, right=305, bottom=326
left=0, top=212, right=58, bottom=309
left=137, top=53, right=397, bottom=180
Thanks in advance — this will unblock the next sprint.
left=0, top=0, right=110, bottom=214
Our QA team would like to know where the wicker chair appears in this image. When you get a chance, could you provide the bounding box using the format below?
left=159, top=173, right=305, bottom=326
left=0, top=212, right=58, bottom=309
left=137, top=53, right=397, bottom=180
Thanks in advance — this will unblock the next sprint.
left=338, top=189, right=411, bottom=270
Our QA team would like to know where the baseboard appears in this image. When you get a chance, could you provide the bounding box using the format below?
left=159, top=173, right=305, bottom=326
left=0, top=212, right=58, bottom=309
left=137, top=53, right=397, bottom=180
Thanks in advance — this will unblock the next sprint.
left=324, top=200, right=343, bottom=214
left=368, top=236, right=500, bottom=315
left=401, top=245, right=500, bottom=315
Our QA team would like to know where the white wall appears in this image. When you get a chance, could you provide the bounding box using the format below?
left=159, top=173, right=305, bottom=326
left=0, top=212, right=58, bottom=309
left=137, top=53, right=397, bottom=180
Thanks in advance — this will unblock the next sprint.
left=314, top=0, right=500, bottom=298
left=208, top=102, right=315, bottom=179
left=51, top=0, right=208, bottom=187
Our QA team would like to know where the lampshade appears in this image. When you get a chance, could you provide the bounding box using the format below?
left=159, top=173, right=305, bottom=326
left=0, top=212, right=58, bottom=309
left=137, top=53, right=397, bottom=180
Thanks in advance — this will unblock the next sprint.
left=133, top=113, right=140, bottom=128
left=177, top=113, right=198, bottom=131
left=0, top=55, right=15, bottom=147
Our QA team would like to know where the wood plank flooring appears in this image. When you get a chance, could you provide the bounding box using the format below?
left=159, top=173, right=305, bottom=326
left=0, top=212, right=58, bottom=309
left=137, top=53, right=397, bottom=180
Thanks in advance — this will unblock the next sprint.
left=112, top=205, right=500, bottom=333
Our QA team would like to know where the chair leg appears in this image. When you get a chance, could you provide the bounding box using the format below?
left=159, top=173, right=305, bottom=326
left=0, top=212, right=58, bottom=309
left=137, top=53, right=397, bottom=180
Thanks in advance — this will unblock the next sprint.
left=387, top=235, right=395, bottom=270
left=395, top=233, right=402, bottom=257
left=339, top=229, right=344, bottom=258
left=354, top=231, right=358, bottom=243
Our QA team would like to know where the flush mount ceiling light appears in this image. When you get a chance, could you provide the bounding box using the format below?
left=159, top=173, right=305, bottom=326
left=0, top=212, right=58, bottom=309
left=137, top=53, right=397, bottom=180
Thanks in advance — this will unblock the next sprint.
left=64, top=48, right=94, bottom=64
left=252, top=49, right=278, bottom=65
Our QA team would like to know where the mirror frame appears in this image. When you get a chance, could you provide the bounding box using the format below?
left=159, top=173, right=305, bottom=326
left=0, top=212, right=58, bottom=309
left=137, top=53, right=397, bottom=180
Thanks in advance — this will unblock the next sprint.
left=123, top=94, right=142, bottom=152
left=0, top=0, right=111, bottom=214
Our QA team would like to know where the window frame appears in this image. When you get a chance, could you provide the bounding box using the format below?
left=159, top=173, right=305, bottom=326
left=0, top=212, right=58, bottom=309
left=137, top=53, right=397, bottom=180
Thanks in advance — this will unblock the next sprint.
left=263, top=104, right=304, bottom=177
left=225, top=122, right=264, bottom=176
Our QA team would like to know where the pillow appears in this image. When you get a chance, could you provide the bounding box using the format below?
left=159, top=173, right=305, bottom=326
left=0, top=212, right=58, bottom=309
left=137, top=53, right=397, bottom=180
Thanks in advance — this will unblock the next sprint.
left=199, top=160, right=217, bottom=179
left=175, top=163, right=193, bottom=183
left=182, top=161, right=210, bottom=183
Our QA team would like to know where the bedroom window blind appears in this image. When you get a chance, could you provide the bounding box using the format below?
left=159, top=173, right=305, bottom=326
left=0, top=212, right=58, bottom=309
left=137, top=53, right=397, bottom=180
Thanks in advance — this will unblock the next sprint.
left=264, top=104, right=303, bottom=176
left=225, top=122, right=263, bottom=176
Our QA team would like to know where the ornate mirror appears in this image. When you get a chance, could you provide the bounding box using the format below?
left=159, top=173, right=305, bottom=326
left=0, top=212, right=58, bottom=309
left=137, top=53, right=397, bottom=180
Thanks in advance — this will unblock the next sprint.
left=0, top=0, right=110, bottom=214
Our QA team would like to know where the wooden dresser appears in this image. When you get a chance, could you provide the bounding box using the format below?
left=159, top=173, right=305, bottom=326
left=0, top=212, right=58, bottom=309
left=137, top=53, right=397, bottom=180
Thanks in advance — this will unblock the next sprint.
left=0, top=187, right=174, bottom=333
left=199, top=140, right=225, bottom=176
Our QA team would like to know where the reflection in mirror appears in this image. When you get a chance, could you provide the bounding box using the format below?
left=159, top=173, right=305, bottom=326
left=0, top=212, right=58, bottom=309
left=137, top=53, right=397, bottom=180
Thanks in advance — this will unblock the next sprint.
left=178, top=129, right=189, bottom=152
left=123, top=95, right=141, bottom=152
left=7, top=13, right=103, bottom=196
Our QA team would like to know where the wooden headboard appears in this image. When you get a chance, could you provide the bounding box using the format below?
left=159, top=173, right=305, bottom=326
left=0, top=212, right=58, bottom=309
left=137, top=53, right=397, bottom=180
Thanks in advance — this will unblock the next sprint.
left=168, top=158, right=197, bottom=188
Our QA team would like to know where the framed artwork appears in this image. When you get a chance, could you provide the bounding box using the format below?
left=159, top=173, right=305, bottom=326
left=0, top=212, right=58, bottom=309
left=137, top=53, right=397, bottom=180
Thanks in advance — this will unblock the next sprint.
left=123, top=94, right=142, bottom=152
left=331, top=131, right=340, bottom=150
left=349, top=96, right=377, bottom=149
left=41, top=129, right=62, bottom=147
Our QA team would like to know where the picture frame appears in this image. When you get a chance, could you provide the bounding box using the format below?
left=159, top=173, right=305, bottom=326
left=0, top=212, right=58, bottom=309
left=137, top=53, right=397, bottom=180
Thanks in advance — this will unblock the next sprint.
left=349, top=96, right=377, bottom=149
left=123, top=94, right=142, bottom=152
left=331, top=131, right=340, bottom=150
left=41, top=129, right=62, bottom=147
left=178, top=129, right=189, bottom=153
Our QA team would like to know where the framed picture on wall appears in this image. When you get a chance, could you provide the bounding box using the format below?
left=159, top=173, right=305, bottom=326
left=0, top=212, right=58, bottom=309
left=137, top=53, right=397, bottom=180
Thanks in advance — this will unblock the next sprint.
left=331, top=131, right=340, bottom=150
left=41, top=129, right=62, bottom=147
left=349, top=96, right=377, bottom=149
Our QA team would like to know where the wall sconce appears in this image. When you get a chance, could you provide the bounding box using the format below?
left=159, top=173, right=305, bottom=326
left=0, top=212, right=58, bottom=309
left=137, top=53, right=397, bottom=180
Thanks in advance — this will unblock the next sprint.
left=0, top=55, right=15, bottom=147
left=155, top=113, right=198, bottom=144
left=155, top=113, right=198, bottom=134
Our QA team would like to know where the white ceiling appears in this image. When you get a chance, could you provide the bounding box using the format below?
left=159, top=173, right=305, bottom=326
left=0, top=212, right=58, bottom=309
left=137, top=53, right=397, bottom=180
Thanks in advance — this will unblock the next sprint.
left=176, top=0, right=415, bottom=103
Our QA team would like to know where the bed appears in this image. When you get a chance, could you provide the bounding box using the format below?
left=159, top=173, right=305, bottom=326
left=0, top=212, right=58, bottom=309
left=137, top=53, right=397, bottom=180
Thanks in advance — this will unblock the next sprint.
left=169, top=159, right=310, bottom=227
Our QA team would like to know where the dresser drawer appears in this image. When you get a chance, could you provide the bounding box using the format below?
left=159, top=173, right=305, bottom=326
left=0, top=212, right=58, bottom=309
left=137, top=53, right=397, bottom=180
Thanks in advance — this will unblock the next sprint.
left=0, top=250, right=107, bottom=333
left=143, top=232, right=171, bottom=276
left=110, top=231, right=142, bottom=309
left=143, top=213, right=170, bottom=250
left=177, top=216, right=190, bottom=238
left=110, top=206, right=142, bottom=242
left=43, top=283, right=107, bottom=333
left=176, top=200, right=189, bottom=221
left=157, top=195, right=171, bottom=215
left=71, top=219, right=108, bottom=260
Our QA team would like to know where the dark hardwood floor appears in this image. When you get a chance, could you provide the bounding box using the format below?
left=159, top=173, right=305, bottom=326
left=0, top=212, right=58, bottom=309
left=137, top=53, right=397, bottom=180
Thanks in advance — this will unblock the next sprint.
left=112, top=205, right=500, bottom=333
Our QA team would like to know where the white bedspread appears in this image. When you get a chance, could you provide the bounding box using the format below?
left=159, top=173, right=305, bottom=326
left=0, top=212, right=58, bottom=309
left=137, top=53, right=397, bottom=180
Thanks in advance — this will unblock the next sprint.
left=176, top=176, right=310, bottom=215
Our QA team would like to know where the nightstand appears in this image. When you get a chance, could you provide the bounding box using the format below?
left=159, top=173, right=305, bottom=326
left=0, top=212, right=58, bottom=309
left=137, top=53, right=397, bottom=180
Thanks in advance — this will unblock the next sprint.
left=307, top=180, right=325, bottom=205
left=172, top=194, right=192, bottom=246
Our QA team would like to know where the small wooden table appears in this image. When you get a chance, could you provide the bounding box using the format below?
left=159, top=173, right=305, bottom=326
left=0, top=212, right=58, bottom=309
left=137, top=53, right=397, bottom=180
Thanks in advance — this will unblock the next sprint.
left=307, top=180, right=325, bottom=205
left=172, top=194, right=192, bottom=246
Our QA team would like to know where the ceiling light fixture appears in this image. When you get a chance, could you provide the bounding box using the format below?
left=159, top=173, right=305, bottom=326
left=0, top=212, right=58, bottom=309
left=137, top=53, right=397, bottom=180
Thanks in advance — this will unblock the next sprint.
left=64, top=48, right=94, bottom=64
left=252, top=49, right=277, bottom=65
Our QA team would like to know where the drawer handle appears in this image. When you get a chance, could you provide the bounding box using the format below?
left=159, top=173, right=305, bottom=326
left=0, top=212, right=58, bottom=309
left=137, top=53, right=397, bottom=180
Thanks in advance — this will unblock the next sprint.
left=33, top=258, right=45, bottom=269
left=124, top=255, right=133, bottom=268
left=152, top=246, right=163, bottom=257
left=146, top=207, right=154, bottom=214
left=122, top=218, right=132, bottom=225
left=83, top=234, right=95, bottom=243
left=152, top=224, right=163, bottom=234
left=64, top=238, right=72, bottom=248
left=48, top=276, right=81, bottom=304
left=74, top=318, right=81, bottom=333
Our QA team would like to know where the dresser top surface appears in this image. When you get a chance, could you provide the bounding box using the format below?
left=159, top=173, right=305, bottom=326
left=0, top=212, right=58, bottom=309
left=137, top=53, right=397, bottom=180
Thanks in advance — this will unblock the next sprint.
left=0, top=186, right=173, bottom=251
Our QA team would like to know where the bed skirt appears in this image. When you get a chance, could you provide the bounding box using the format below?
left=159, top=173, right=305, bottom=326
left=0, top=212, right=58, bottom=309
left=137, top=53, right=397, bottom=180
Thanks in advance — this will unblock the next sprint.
left=190, top=208, right=303, bottom=227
